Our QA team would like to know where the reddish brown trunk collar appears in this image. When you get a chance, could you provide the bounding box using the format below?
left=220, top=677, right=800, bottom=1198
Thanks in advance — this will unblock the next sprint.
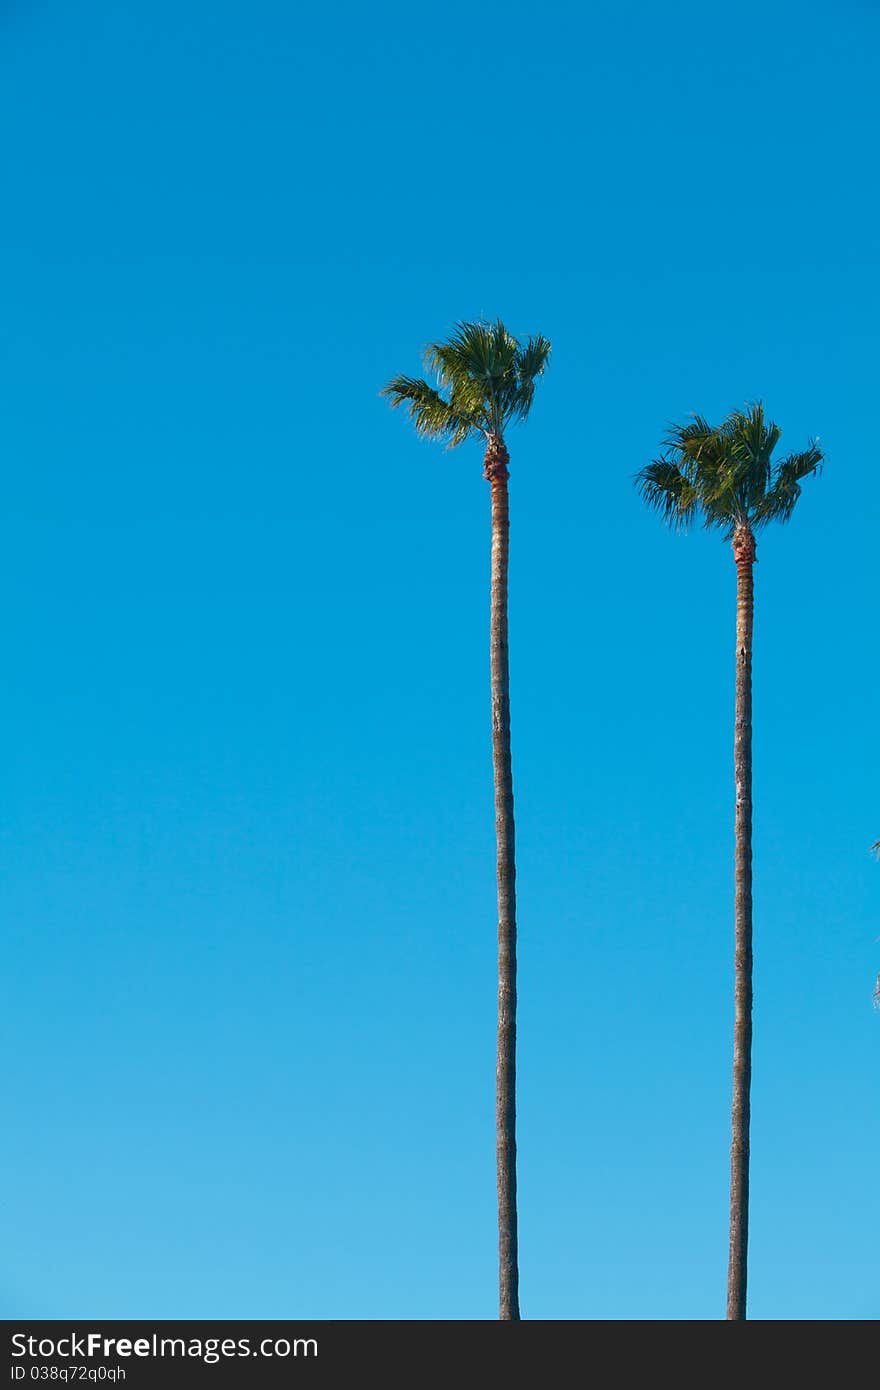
left=732, top=529, right=756, bottom=565
left=483, top=437, right=510, bottom=484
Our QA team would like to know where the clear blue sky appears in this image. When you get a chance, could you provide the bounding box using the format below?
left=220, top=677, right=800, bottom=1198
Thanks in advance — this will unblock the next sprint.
left=1, top=0, right=877, bottom=1321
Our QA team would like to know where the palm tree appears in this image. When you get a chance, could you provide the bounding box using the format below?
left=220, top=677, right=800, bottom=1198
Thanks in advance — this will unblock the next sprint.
left=382, top=320, right=550, bottom=1320
left=635, top=403, right=822, bottom=1321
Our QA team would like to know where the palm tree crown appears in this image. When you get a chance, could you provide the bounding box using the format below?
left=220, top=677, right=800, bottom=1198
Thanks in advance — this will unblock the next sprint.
left=381, top=319, right=550, bottom=447
left=636, top=402, right=823, bottom=535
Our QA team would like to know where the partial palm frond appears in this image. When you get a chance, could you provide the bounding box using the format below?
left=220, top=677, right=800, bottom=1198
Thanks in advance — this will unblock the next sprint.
left=661, top=413, right=715, bottom=461
left=380, top=374, right=477, bottom=446
left=635, top=458, right=700, bottom=531
left=427, top=320, right=517, bottom=392
left=752, top=442, right=824, bottom=527
left=514, top=334, right=551, bottom=386
left=506, top=335, right=551, bottom=423
left=722, top=403, right=779, bottom=514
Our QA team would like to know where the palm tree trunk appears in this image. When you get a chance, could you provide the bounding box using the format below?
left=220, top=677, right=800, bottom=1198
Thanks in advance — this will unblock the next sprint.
left=727, top=525, right=755, bottom=1320
left=485, top=432, right=520, bottom=1321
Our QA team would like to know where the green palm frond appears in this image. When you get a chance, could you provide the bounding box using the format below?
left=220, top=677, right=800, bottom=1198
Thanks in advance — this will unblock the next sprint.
left=506, top=335, right=551, bottom=423
left=635, top=458, right=700, bottom=530
left=384, top=319, right=550, bottom=447
left=752, top=442, right=824, bottom=527
left=664, top=415, right=735, bottom=513
left=427, top=321, right=516, bottom=390
left=514, top=335, right=551, bottom=385
left=717, top=403, right=779, bottom=515
left=661, top=414, right=715, bottom=460
left=380, top=373, right=478, bottom=446
left=427, top=320, right=520, bottom=436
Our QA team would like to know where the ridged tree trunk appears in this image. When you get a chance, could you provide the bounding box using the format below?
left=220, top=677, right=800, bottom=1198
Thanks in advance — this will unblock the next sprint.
left=727, top=525, right=755, bottom=1320
left=485, top=431, right=520, bottom=1321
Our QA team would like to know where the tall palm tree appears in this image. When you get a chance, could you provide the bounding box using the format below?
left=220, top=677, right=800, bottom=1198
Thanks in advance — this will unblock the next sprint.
left=382, top=320, right=550, bottom=1320
left=635, top=403, right=822, bottom=1320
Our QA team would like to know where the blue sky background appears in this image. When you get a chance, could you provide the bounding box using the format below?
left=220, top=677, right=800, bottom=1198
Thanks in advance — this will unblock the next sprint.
left=1, top=0, right=877, bottom=1320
